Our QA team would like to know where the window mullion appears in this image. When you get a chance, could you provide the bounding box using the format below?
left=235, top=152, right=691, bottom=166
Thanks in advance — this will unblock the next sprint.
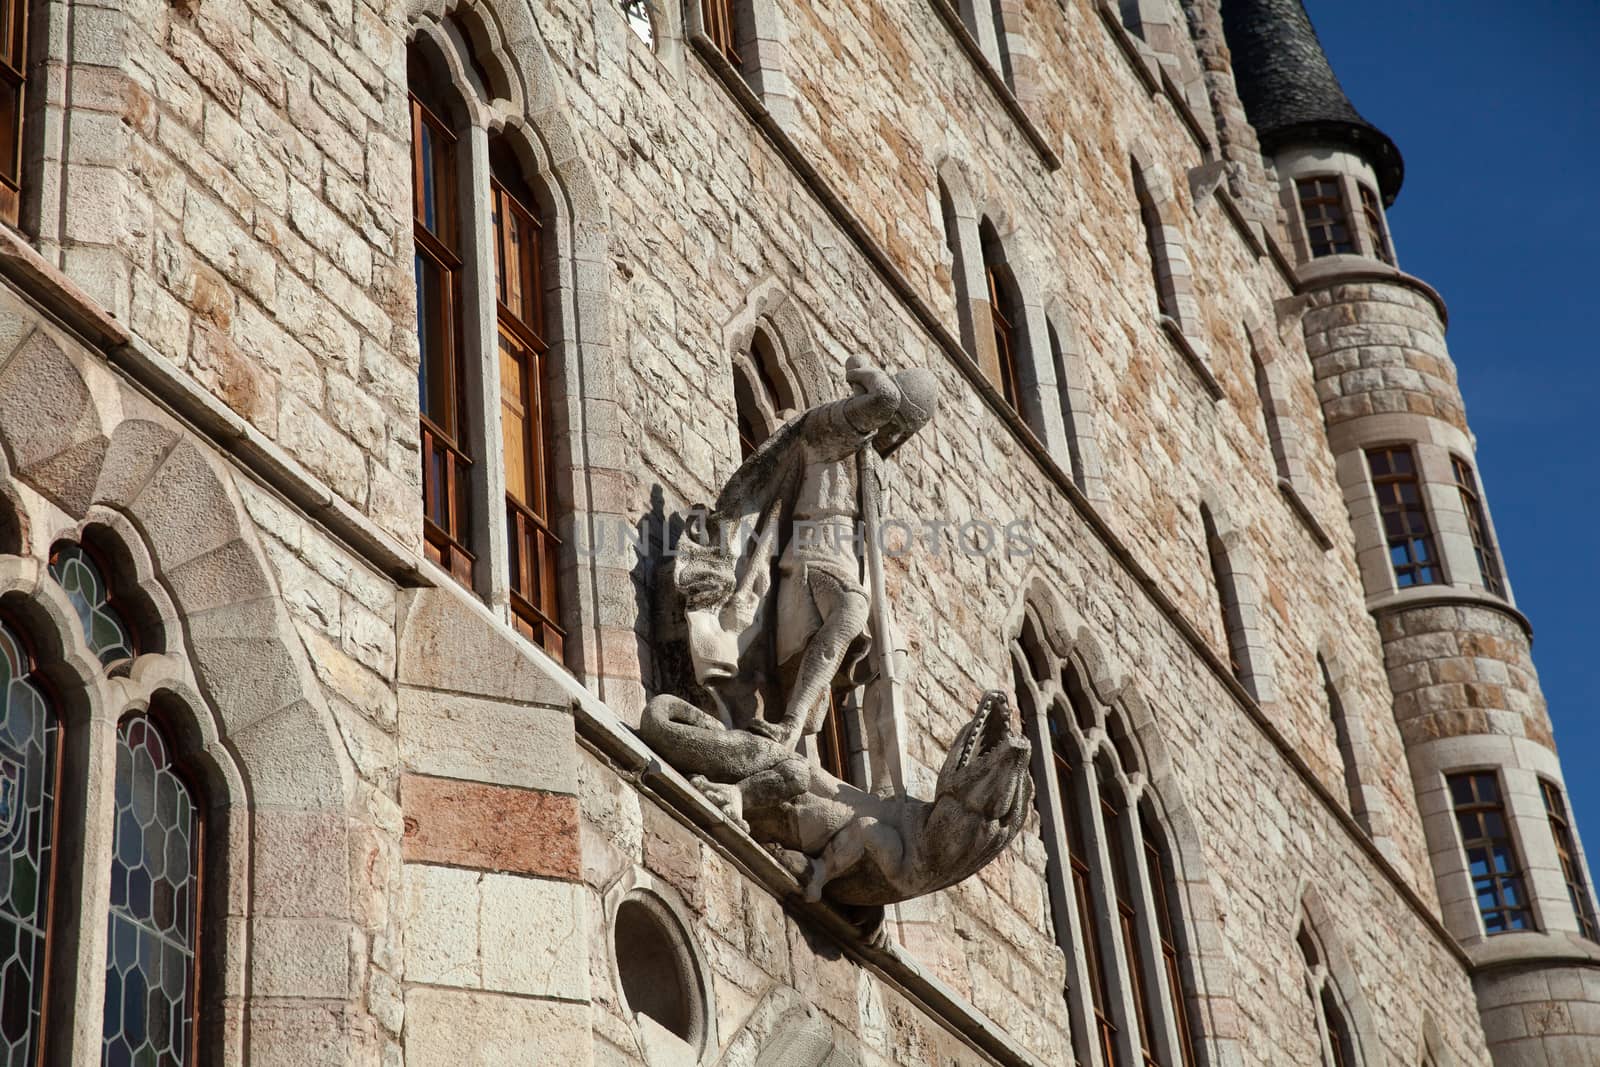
left=1080, top=759, right=1143, bottom=1067
left=1123, top=800, right=1184, bottom=1067
left=458, top=122, right=507, bottom=610
left=1017, top=671, right=1101, bottom=1067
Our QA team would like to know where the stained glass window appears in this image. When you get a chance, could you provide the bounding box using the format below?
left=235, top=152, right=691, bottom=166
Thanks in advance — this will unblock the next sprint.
left=102, top=715, right=201, bottom=1067
left=0, top=620, right=60, bottom=1067
left=49, top=543, right=136, bottom=666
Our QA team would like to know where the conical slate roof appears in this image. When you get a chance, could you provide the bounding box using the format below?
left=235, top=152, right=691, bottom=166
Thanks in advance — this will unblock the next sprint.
left=1221, top=0, right=1403, bottom=203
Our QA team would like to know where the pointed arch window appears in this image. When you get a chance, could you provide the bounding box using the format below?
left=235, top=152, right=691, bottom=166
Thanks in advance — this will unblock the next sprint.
left=1046, top=322, right=1087, bottom=488
left=0, top=617, right=62, bottom=1067
left=48, top=542, right=138, bottom=666
left=980, top=220, right=1024, bottom=413
left=1249, top=339, right=1293, bottom=485
left=1318, top=655, right=1370, bottom=834
left=102, top=712, right=203, bottom=1066
left=1132, top=161, right=1179, bottom=322
left=410, top=51, right=474, bottom=585
left=1297, top=924, right=1357, bottom=1067
left=1011, top=612, right=1202, bottom=1067
left=1200, top=506, right=1242, bottom=679
left=492, top=144, right=564, bottom=658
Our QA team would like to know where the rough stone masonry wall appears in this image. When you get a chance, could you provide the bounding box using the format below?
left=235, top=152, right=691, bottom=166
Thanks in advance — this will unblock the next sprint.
left=18, top=0, right=1511, bottom=1060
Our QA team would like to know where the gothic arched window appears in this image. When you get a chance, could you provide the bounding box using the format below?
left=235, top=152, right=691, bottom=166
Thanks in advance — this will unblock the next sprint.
left=1298, top=922, right=1358, bottom=1067
left=1012, top=608, right=1202, bottom=1067
left=0, top=616, right=62, bottom=1066
left=980, top=219, right=1025, bottom=414
left=410, top=46, right=474, bottom=586
left=102, top=712, right=204, bottom=1066
left=407, top=27, right=577, bottom=660
left=49, top=541, right=137, bottom=665
left=492, top=142, right=564, bottom=657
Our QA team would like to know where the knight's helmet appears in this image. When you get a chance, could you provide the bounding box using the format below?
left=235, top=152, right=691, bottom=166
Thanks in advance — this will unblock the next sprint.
left=876, top=368, right=939, bottom=457
left=1224, top=0, right=1600, bottom=1057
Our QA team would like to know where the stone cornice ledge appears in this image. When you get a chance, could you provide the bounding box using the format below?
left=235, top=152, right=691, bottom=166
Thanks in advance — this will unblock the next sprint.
left=925, top=0, right=1062, bottom=171
left=1462, top=930, right=1600, bottom=974
left=1159, top=315, right=1224, bottom=400
left=1093, top=0, right=1214, bottom=159
left=1367, top=587, right=1533, bottom=640
left=0, top=229, right=431, bottom=590
left=1277, top=478, right=1334, bottom=551
left=565, top=671, right=1052, bottom=1067
left=1294, top=257, right=1450, bottom=329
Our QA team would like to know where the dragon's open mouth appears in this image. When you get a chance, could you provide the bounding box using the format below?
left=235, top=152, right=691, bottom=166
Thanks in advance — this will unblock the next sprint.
left=956, top=692, right=1012, bottom=770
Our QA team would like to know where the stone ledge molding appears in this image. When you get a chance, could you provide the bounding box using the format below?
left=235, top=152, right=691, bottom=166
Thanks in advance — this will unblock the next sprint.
left=924, top=0, right=1062, bottom=170
left=1295, top=258, right=1450, bottom=328
left=1368, top=589, right=1531, bottom=640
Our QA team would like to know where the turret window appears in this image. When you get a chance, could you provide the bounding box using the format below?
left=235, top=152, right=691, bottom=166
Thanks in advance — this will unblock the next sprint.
left=1357, top=184, right=1393, bottom=265
left=1296, top=177, right=1355, bottom=257
left=1540, top=780, right=1597, bottom=941
left=1449, top=771, right=1534, bottom=934
left=1450, top=456, right=1503, bottom=597
left=1366, top=447, right=1442, bottom=588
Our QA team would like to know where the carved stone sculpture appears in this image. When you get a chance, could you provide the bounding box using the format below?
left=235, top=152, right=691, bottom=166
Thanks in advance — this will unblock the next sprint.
left=643, top=356, right=1033, bottom=908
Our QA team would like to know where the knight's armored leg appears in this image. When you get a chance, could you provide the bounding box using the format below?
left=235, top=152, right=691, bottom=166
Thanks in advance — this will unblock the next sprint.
left=772, top=567, right=869, bottom=750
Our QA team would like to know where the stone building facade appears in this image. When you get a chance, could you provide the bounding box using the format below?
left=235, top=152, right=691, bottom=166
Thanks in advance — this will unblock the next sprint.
left=0, top=0, right=1592, bottom=1060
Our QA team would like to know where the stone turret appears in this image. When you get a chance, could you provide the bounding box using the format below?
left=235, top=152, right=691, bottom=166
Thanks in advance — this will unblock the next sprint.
left=1224, top=2, right=1600, bottom=1062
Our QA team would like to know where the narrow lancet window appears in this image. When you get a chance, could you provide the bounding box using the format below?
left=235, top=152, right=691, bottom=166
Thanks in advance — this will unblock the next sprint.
left=1449, top=771, right=1533, bottom=934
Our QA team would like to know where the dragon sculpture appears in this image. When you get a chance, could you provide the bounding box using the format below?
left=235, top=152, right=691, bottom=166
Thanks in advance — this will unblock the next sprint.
left=643, top=356, right=1033, bottom=908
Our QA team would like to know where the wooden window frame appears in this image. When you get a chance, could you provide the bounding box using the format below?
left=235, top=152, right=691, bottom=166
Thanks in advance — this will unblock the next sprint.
left=0, top=0, right=26, bottom=227
left=1296, top=176, right=1356, bottom=258
left=1540, top=780, right=1597, bottom=941
left=1448, top=771, right=1535, bottom=935
left=986, top=261, right=1024, bottom=412
left=1101, top=782, right=1161, bottom=1067
left=1142, top=819, right=1198, bottom=1067
left=1449, top=456, right=1504, bottom=597
left=491, top=171, right=565, bottom=660
left=1366, top=446, right=1443, bottom=589
left=411, top=88, right=476, bottom=586
left=1054, top=732, right=1122, bottom=1067
left=816, top=689, right=851, bottom=783
left=702, top=0, right=741, bottom=67
left=1357, top=183, right=1393, bottom=265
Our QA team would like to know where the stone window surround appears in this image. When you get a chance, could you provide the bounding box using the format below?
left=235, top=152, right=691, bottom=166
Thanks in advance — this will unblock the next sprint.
left=1130, top=150, right=1223, bottom=401
left=682, top=0, right=799, bottom=134
left=1316, top=645, right=1399, bottom=864
left=1009, top=601, right=1211, bottom=1067
left=1273, top=146, right=1396, bottom=269
left=1197, top=496, right=1278, bottom=706
left=407, top=19, right=600, bottom=676
left=1413, top=738, right=1600, bottom=951
left=1295, top=913, right=1369, bottom=1067
left=1043, top=300, right=1108, bottom=504
left=935, top=159, right=1087, bottom=473
left=1329, top=415, right=1513, bottom=605
left=0, top=514, right=244, bottom=1065
left=925, top=0, right=1060, bottom=170
left=1242, top=317, right=1334, bottom=550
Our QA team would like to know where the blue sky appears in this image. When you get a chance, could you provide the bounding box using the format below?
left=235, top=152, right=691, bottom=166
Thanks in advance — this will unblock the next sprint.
left=1305, top=2, right=1600, bottom=840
